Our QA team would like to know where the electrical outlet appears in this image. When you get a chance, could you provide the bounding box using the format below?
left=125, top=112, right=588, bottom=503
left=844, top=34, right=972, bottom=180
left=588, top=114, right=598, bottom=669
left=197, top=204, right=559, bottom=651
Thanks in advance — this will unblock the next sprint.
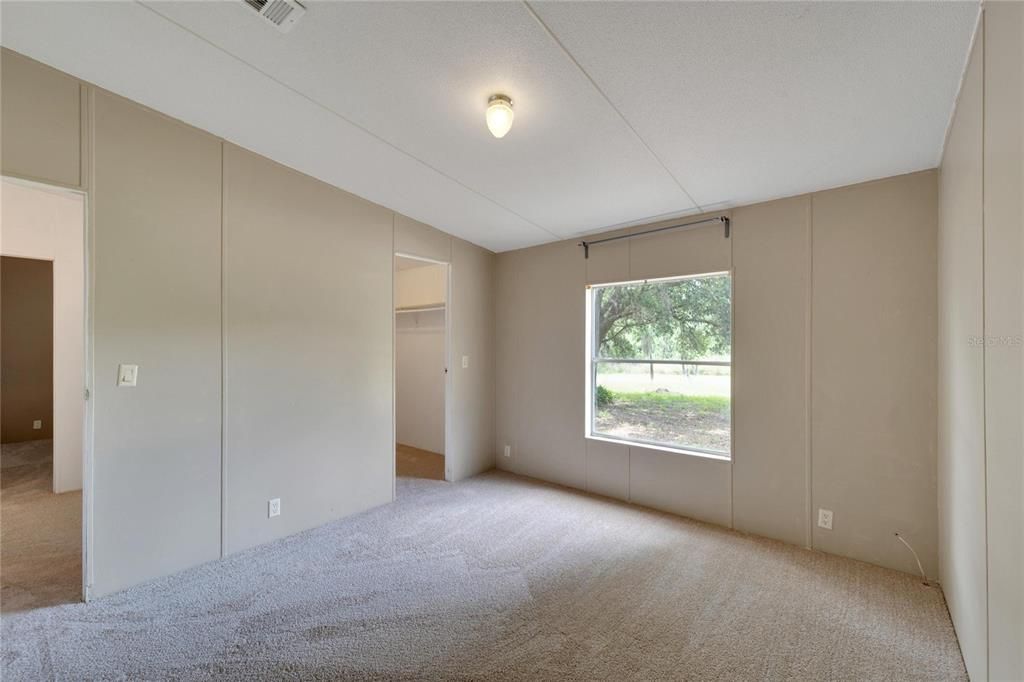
left=817, top=508, right=834, bottom=530
left=268, top=498, right=281, bottom=518
left=461, top=355, right=469, bottom=369
left=32, top=420, right=42, bottom=430
left=503, top=444, right=511, bottom=458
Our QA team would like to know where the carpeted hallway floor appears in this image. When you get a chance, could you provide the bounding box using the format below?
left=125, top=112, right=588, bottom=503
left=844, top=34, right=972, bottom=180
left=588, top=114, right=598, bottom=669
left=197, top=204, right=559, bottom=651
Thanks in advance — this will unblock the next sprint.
left=396, top=443, right=445, bottom=481
left=1, top=471, right=965, bottom=680
left=1, top=439, right=82, bottom=614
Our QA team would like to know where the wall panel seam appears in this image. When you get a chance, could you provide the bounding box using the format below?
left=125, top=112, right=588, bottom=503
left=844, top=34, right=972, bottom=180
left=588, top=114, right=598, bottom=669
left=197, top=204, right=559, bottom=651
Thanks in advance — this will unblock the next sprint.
left=979, top=9, right=991, bottom=673
left=77, top=83, right=86, bottom=189
left=805, top=195, right=814, bottom=549
left=219, top=141, right=226, bottom=559
left=626, top=446, right=632, bottom=503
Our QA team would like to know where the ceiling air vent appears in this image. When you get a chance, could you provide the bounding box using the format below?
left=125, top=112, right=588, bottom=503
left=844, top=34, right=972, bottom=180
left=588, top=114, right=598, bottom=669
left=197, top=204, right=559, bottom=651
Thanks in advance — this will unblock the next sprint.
left=243, top=0, right=305, bottom=33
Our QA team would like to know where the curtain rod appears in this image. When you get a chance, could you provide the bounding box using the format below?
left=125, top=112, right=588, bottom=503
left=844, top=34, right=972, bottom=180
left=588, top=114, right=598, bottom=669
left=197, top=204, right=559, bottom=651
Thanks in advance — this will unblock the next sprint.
left=578, top=215, right=730, bottom=259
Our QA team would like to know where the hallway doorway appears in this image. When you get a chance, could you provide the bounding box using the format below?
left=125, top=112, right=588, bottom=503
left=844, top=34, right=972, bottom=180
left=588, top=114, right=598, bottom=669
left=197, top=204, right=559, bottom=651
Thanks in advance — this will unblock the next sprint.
left=1, top=177, right=87, bottom=611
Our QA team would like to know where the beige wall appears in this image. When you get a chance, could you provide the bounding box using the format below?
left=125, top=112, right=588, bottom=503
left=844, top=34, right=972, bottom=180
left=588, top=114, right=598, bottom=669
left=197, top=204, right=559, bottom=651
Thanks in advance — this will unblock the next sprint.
left=2, top=49, right=496, bottom=597
left=731, top=197, right=809, bottom=546
left=222, top=144, right=395, bottom=555
left=939, top=5, right=1024, bottom=680
left=0, top=178, right=86, bottom=492
left=91, top=90, right=224, bottom=597
left=1, top=50, right=84, bottom=189
left=1, top=256, right=53, bottom=442
left=938, top=22, right=987, bottom=682
left=810, top=173, right=938, bottom=573
left=495, top=171, right=939, bottom=578
left=980, top=5, right=1023, bottom=678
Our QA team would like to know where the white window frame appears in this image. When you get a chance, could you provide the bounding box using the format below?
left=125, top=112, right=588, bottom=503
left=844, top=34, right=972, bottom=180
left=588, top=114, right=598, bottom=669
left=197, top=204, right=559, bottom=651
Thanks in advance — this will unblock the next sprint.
left=584, top=271, right=733, bottom=460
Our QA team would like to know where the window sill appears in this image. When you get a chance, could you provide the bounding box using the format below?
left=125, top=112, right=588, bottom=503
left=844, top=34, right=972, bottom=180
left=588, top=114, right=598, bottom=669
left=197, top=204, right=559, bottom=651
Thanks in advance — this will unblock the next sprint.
left=586, top=435, right=732, bottom=462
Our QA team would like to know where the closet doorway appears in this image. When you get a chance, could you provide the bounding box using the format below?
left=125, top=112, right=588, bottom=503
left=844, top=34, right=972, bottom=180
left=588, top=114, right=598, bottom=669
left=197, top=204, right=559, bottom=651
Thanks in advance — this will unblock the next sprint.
left=394, top=255, right=449, bottom=485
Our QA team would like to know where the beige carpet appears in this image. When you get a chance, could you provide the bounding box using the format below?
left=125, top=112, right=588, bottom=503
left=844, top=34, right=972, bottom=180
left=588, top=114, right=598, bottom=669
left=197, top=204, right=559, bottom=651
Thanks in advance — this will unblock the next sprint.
left=1, top=470, right=965, bottom=680
left=0, top=439, right=82, bottom=614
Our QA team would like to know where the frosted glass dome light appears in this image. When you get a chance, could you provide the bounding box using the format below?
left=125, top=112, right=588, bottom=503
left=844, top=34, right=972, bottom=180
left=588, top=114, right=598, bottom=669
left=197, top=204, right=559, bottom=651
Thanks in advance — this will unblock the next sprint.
left=486, top=94, right=514, bottom=138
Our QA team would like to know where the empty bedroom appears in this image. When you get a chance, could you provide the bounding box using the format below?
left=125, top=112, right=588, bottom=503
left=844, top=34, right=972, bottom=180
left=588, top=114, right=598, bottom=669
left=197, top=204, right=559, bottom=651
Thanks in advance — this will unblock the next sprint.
left=0, top=1, right=1020, bottom=680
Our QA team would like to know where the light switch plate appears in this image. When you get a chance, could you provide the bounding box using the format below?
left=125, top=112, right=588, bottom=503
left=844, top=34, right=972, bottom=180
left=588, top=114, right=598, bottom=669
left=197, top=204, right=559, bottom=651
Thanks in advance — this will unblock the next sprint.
left=461, top=355, right=469, bottom=369
left=117, top=364, right=138, bottom=387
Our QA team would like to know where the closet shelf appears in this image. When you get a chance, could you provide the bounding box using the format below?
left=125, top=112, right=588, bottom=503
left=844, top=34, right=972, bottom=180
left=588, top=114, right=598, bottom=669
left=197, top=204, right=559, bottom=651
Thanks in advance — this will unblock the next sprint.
left=395, top=304, right=445, bottom=314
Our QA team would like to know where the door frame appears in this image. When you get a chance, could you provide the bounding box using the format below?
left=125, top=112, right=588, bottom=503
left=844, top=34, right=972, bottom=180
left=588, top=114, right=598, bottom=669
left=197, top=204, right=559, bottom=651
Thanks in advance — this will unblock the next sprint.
left=393, top=252, right=452, bottom=487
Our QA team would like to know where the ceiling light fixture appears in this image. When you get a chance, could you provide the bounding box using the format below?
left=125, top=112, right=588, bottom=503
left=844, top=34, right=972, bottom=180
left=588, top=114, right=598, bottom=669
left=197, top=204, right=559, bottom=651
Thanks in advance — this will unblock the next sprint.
left=486, top=94, right=514, bottom=138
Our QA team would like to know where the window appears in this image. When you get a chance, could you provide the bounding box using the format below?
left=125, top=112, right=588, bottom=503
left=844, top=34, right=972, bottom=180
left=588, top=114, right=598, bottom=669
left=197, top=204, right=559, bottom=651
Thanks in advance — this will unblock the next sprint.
left=586, top=272, right=731, bottom=457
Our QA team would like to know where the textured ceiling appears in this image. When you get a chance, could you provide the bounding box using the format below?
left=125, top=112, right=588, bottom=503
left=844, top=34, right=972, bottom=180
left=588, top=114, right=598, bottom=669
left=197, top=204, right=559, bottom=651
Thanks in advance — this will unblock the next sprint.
left=0, top=1, right=979, bottom=252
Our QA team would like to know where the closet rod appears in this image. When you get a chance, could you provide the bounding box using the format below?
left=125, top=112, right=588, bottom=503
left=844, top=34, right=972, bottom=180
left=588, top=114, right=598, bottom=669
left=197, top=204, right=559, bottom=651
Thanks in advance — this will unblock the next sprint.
left=395, top=305, right=445, bottom=314
left=578, top=215, right=729, bottom=259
